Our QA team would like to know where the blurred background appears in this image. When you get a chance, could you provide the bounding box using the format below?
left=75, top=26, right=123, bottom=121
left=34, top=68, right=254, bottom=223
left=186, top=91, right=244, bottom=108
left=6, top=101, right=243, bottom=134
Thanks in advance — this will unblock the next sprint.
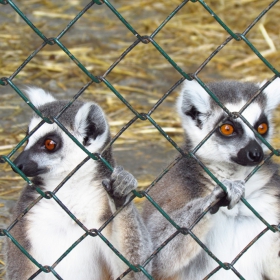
left=0, top=1, right=280, bottom=278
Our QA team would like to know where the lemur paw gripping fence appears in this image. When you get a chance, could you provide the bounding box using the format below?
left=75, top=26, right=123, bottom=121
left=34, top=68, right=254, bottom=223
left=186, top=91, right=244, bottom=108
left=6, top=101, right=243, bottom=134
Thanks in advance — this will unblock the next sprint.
left=0, top=0, right=280, bottom=279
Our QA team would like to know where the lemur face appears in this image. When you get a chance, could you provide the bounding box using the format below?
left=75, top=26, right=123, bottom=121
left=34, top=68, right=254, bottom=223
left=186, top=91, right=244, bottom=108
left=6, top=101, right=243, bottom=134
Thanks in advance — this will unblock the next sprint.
left=14, top=122, right=64, bottom=177
left=210, top=102, right=267, bottom=166
left=177, top=78, right=280, bottom=166
left=13, top=88, right=110, bottom=180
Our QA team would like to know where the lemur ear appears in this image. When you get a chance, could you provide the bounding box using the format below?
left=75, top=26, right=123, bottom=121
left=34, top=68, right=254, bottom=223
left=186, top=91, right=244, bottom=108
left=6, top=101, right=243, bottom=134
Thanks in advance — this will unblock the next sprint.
left=74, top=103, right=109, bottom=148
left=24, top=87, right=56, bottom=107
left=177, top=79, right=211, bottom=128
left=259, top=77, right=280, bottom=112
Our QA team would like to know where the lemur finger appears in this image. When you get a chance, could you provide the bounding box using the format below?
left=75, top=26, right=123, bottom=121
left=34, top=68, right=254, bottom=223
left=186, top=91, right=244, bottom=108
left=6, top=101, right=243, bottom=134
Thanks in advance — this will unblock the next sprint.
left=108, top=166, right=138, bottom=197
left=226, top=180, right=245, bottom=209
left=212, top=185, right=226, bottom=200
left=112, top=171, right=137, bottom=197
left=209, top=185, right=226, bottom=205
left=111, top=166, right=124, bottom=181
left=102, top=179, right=112, bottom=193
left=209, top=185, right=227, bottom=214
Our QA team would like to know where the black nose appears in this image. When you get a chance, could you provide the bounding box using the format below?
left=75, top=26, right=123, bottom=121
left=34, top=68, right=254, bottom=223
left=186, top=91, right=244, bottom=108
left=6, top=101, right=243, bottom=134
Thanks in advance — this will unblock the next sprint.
left=11, top=163, right=22, bottom=174
left=247, top=148, right=263, bottom=162
left=13, top=150, right=44, bottom=177
left=232, top=140, right=264, bottom=166
left=14, top=162, right=24, bottom=172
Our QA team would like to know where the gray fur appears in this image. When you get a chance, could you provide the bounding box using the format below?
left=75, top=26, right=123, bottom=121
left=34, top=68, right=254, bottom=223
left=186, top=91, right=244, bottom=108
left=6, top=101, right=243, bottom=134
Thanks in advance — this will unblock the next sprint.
left=5, top=88, right=152, bottom=280
left=103, top=166, right=138, bottom=209
left=223, top=179, right=245, bottom=209
left=207, top=80, right=266, bottom=108
left=38, top=100, right=84, bottom=127
left=143, top=79, right=280, bottom=280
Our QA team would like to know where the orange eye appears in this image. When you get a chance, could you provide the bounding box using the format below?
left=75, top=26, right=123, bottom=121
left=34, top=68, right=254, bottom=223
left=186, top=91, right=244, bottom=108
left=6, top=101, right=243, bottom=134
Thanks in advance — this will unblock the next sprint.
left=44, top=139, right=56, bottom=151
left=220, top=124, right=234, bottom=136
left=257, top=123, right=268, bottom=135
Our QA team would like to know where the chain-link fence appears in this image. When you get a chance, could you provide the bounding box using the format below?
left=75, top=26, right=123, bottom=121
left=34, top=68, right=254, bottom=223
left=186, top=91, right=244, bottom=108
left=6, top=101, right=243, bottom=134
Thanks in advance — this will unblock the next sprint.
left=0, top=0, right=280, bottom=279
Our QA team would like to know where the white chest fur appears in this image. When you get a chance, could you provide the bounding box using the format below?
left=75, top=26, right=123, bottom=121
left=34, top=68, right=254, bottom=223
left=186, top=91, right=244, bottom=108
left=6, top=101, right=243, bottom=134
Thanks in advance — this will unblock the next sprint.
left=186, top=170, right=279, bottom=280
left=25, top=180, right=115, bottom=279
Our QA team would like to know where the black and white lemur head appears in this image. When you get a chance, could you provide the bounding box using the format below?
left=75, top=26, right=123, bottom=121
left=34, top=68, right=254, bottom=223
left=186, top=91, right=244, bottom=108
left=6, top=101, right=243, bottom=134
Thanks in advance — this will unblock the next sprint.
left=177, top=78, right=280, bottom=167
left=14, top=87, right=112, bottom=183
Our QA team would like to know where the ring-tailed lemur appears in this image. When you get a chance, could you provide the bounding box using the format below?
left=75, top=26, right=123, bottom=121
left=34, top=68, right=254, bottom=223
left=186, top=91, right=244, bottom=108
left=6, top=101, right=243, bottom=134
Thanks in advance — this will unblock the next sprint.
left=142, top=78, right=280, bottom=280
left=5, top=88, right=152, bottom=280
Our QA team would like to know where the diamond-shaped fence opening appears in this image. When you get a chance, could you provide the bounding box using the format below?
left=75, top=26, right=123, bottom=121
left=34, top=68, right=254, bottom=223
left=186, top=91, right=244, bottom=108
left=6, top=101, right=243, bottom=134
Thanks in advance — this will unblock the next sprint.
left=0, top=0, right=280, bottom=279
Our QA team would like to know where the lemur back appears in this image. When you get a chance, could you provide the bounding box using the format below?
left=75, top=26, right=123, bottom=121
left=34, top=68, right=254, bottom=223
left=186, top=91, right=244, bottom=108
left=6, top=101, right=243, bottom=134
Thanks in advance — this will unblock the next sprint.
left=142, top=79, right=280, bottom=280
left=5, top=88, right=152, bottom=280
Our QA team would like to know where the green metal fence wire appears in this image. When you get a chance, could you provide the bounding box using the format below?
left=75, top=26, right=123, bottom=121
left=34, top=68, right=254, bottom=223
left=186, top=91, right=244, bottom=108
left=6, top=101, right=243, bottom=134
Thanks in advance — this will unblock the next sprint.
left=0, top=0, right=280, bottom=279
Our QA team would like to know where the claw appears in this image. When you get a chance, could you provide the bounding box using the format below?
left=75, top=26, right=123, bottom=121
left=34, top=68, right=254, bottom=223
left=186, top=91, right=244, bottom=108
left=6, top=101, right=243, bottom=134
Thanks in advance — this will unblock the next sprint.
left=103, top=166, right=137, bottom=208
left=210, top=179, right=245, bottom=214
left=226, top=180, right=245, bottom=209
